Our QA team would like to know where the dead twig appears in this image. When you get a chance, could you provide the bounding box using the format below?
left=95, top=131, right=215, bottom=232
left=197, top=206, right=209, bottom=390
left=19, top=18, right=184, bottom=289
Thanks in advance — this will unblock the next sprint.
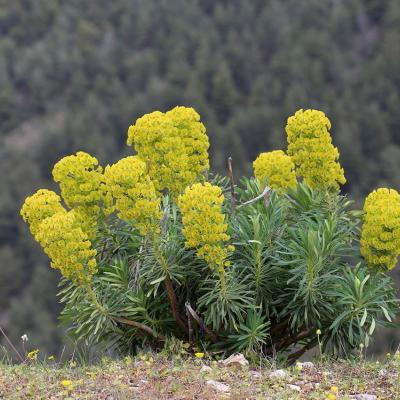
left=185, top=302, right=219, bottom=343
left=113, top=317, right=165, bottom=341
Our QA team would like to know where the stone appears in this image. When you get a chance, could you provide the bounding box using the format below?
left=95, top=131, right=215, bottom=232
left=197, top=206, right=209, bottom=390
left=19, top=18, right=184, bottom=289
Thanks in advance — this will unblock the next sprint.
left=220, top=353, right=249, bottom=368
left=287, top=384, right=301, bottom=392
left=200, top=365, right=212, bottom=373
left=351, top=395, right=377, bottom=400
left=250, top=371, right=262, bottom=379
left=378, top=368, right=387, bottom=377
left=206, top=380, right=230, bottom=393
left=269, top=369, right=288, bottom=380
left=298, top=361, right=315, bottom=369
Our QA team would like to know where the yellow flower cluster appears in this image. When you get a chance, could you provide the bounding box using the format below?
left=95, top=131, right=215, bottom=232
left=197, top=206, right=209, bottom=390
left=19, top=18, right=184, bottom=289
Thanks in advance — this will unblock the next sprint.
left=127, top=106, right=210, bottom=197
left=285, top=109, right=346, bottom=190
left=253, top=150, right=297, bottom=192
left=35, top=211, right=97, bottom=285
left=104, top=156, right=162, bottom=236
left=20, top=189, right=66, bottom=236
left=52, top=151, right=106, bottom=236
left=361, top=188, right=400, bottom=270
left=178, top=182, right=233, bottom=272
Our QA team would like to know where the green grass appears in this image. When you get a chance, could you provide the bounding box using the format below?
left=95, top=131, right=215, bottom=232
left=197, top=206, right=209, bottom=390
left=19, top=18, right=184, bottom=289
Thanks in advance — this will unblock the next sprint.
left=0, top=353, right=399, bottom=399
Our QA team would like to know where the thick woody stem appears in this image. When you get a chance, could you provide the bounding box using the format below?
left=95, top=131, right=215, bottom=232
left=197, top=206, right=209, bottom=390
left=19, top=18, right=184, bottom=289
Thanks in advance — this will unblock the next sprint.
left=287, top=338, right=318, bottom=364
left=165, top=275, right=188, bottom=334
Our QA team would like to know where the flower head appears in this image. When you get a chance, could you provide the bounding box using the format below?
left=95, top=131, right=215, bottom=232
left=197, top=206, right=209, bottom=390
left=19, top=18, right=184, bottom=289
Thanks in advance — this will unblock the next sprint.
left=104, top=156, right=162, bottom=236
left=286, top=109, right=345, bottom=190
left=35, top=211, right=97, bottom=285
left=61, top=380, right=73, bottom=389
left=195, top=352, right=205, bottom=358
left=253, top=150, right=296, bottom=192
left=52, top=151, right=107, bottom=237
left=178, top=182, right=233, bottom=272
left=27, top=349, right=39, bottom=361
left=20, top=189, right=66, bottom=237
left=361, top=188, right=400, bottom=270
left=127, top=106, right=209, bottom=198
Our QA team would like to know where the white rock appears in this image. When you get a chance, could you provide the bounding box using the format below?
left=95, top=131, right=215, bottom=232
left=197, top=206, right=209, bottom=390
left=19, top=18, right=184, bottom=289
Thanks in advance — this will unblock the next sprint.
left=298, top=361, right=315, bottom=369
left=200, top=365, right=212, bottom=373
left=269, top=369, right=288, bottom=380
left=351, top=395, right=377, bottom=400
left=250, top=371, right=262, bottom=379
left=206, top=380, right=230, bottom=393
left=378, top=368, right=387, bottom=377
left=287, top=384, right=301, bottom=392
left=220, top=353, right=249, bottom=368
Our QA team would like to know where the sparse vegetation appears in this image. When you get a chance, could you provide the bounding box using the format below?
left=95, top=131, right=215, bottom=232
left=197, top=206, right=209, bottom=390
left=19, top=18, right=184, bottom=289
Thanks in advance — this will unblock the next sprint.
left=1, top=351, right=399, bottom=399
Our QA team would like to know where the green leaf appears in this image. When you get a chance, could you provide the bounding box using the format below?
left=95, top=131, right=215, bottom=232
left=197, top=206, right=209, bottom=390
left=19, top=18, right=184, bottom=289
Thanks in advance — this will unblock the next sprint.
left=360, top=308, right=367, bottom=327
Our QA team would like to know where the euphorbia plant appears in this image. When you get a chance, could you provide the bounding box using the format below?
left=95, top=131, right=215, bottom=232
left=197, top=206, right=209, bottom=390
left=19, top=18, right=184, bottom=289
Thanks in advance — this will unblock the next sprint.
left=21, top=107, right=399, bottom=361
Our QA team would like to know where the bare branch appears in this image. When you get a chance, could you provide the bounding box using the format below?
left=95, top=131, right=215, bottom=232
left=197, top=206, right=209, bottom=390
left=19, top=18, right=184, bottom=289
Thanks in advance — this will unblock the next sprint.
left=185, top=302, right=219, bottom=343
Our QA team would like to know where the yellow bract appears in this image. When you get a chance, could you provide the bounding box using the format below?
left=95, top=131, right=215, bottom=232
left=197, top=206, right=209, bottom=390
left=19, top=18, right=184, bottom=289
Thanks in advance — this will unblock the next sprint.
left=253, top=150, right=296, bottom=192
left=35, top=211, right=97, bottom=285
left=178, top=182, right=233, bottom=272
left=104, top=156, right=162, bottom=236
left=20, top=189, right=66, bottom=237
left=361, top=188, right=400, bottom=270
left=286, top=109, right=346, bottom=190
left=127, top=106, right=210, bottom=198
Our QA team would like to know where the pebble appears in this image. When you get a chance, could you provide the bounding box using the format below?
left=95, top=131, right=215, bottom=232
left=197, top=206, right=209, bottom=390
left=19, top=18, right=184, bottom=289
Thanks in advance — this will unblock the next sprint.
left=351, top=395, right=377, bottom=400
left=287, top=384, right=301, bottom=392
left=206, top=380, right=230, bottom=393
left=200, top=365, right=212, bottom=373
left=220, top=353, right=249, bottom=368
left=269, top=369, right=288, bottom=379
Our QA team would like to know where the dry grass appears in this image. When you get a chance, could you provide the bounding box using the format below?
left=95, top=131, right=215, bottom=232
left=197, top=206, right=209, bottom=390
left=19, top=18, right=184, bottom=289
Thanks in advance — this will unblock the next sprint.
left=0, top=353, right=399, bottom=399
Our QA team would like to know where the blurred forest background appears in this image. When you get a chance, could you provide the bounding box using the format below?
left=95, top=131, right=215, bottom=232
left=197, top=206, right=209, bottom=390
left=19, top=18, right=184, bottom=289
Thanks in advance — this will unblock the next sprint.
left=1, top=0, right=400, bottom=357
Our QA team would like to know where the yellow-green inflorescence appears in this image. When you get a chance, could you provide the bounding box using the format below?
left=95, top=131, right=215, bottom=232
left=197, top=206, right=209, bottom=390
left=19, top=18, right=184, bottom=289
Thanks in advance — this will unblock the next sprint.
left=253, top=150, right=297, bottom=192
left=127, top=106, right=210, bottom=198
left=52, top=151, right=108, bottom=238
left=35, top=211, right=97, bottom=285
left=285, top=109, right=346, bottom=190
left=20, top=189, right=66, bottom=237
left=104, top=156, right=162, bottom=236
left=361, top=188, right=400, bottom=270
left=20, top=193, right=97, bottom=285
left=178, top=182, right=234, bottom=273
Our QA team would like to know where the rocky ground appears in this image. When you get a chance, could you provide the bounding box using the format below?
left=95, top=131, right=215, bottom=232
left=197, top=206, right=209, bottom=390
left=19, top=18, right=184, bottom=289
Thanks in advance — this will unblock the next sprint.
left=0, top=352, right=399, bottom=399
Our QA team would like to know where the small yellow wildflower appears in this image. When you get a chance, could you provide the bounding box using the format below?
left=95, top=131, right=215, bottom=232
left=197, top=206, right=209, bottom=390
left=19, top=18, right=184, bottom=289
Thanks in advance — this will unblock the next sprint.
left=330, top=386, right=338, bottom=393
left=48, top=355, right=55, bottom=361
left=316, top=329, right=322, bottom=335
left=27, top=349, right=39, bottom=361
left=294, top=362, right=302, bottom=372
left=327, top=393, right=336, bottom=400
left=195, top=352, right=205, bottom=358
left=61, top=380, right=73, bottom=389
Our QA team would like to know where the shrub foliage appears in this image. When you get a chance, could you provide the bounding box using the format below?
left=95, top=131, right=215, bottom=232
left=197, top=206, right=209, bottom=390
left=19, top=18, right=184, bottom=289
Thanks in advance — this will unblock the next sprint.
left=21, top=107, right=399, bottom=360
